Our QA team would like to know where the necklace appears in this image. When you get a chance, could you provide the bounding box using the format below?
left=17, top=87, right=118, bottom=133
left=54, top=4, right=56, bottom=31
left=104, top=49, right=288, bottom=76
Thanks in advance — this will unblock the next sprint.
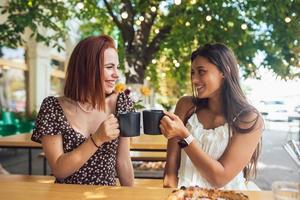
left=77, top=102, right=94, bottom=113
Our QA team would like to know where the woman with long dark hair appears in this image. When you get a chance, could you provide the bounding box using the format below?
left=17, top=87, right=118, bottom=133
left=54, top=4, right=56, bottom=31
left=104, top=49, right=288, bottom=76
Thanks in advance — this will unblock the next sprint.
left=161, top=43, right=263, bottom=189
left=31, top=35, right=134, bottom=186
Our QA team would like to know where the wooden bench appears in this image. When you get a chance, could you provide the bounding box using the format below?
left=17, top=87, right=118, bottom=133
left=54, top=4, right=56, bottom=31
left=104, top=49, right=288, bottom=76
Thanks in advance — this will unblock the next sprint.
left=38, top=151, right=166, bottom=175
left=40, top=151, right=166, bottom=162
left=130, top=151, right=166, bottom=161
left=0, top=174, right=163, bottom=187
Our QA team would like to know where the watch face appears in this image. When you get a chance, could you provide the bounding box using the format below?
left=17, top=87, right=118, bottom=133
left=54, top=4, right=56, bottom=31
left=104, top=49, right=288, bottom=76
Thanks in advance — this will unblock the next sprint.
left=178, top=140, right=188, bottom=148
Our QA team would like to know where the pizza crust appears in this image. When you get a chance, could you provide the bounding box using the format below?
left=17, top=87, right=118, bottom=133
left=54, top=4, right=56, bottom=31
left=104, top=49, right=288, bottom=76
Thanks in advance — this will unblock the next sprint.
left=167, top=186, right=249, bottom=200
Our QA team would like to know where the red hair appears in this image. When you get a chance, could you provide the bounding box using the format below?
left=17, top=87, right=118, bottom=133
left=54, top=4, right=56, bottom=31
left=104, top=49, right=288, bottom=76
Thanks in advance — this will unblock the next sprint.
left=64, top=35, right=116, bottom=110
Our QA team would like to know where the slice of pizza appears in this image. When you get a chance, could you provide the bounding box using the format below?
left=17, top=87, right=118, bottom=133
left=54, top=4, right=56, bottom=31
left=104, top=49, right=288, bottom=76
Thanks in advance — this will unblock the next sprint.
left=167, top=186, right=249, bottom=200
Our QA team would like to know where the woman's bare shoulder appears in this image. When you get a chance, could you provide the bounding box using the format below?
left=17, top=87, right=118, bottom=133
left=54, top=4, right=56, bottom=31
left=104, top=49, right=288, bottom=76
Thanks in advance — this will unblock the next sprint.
left=235, top=109, right=264, bottom=134
left=57, top=96, right=74, bottom=110
left=175, top=96, right=195, bottom=118
left=177, top=96, right=194, bottom=107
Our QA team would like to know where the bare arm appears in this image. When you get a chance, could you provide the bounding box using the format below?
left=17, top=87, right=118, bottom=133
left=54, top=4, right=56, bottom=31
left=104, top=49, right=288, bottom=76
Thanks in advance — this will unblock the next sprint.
left=42, top=114, right=120, bottom=179
left=163, top=138, right=181, bottom=188
left=42, top=134, right=102, bottom=179
left=162, top=96, right=194, bottom=188
left=116, top=137, right=134, bottom=186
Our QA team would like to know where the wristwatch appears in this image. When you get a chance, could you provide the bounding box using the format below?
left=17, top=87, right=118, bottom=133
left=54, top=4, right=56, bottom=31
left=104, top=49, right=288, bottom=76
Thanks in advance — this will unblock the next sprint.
left=178, top=134, right=194, bottom=148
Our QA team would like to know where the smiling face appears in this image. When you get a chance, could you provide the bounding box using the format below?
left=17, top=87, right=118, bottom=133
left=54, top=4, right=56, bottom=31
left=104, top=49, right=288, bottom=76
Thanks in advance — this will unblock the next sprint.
left=103, top=48, right=120, bottom=94
left=191, top=56, right=224, bottom=99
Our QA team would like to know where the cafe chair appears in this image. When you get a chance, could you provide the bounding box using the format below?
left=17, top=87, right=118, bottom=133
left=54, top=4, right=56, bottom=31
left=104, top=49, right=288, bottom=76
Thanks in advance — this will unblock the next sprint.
left=18, top=121, right=35, bottom=133
left=1, top=111, right=19, bottom=125
left=0, top=124, right=18, bottom=137
left=283, top=140, right=300, bottom=166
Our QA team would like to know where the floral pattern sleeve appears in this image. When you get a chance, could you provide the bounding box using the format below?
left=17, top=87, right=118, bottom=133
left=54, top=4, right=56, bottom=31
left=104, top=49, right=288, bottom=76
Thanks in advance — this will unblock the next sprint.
left=31, top=96, right=63, bottom=143
left=115, top=92, right=135, bottom=116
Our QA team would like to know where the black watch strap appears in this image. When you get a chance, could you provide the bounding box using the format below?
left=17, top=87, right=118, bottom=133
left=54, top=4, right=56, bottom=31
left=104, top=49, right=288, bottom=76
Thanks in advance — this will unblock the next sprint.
left=178, top=139, right=188, bottom=148
left=177, top=135, right=194, bottom=148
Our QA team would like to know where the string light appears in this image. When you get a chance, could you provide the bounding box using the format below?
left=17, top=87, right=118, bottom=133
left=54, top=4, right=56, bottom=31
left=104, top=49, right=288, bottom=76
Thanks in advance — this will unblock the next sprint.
left=191, top=0, right=196, bottom=4
left=206, top=15, right=212, bottom=21
left=174, top=0, right=181, bottom=5
left=185, top=21, right=190, bottom=26
left=139, top=16, right=144, bottom=21
left=150, top=6, right=156, bottom=12
left=136, top=20, right=141, bottom=25
left=154, top=29, right=160, bottom=34
left=284, top=16, right=291, bottom=23
left=241, top=23, right=247, bottom=30
left=121, top=12, right=128, bottom=19
left=152, top=59, right=157, bottom=64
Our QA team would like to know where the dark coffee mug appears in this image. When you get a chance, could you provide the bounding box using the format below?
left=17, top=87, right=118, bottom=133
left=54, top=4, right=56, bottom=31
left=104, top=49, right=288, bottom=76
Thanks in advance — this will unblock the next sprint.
left=118, top=112, right=141, bottom=137
left=143, top=110, right=164, bottom=135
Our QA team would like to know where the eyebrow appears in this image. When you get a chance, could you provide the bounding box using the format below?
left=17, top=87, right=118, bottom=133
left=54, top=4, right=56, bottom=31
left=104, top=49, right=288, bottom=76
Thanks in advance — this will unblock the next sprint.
left=193, top=65, right=206, bottom=69
left=104, top=62, right=119, bottom=67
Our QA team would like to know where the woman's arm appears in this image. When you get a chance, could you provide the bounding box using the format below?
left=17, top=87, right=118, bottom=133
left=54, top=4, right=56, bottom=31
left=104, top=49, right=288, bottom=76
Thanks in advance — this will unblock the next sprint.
left=42, top=134, right=101, bottom=179
left=116, top=137, right=134, bottom=186
left=163, top=137, right=181, bottom=188
left=162, top=111, right=263, bottom=188
left=162, top=96, right=194, bottom=188
left=42, top=114, right=120, bottom=179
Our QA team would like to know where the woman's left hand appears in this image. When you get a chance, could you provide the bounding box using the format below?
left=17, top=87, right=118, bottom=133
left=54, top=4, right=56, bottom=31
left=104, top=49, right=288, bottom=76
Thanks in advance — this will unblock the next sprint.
left=160, top=111, right=189, bottom=139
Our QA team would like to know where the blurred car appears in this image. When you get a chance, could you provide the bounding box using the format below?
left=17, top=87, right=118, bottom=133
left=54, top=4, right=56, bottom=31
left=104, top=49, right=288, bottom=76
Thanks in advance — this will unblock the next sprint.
left=294, top=105, right=300, bottom=114
left=258, top=100, right=290, bottom=121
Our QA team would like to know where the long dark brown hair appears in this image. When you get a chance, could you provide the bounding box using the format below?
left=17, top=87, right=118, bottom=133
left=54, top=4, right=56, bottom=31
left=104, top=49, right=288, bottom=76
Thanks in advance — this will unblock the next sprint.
left=64, top=35, right=116, bottom=110
left=190, top=43, right=262, bottom=180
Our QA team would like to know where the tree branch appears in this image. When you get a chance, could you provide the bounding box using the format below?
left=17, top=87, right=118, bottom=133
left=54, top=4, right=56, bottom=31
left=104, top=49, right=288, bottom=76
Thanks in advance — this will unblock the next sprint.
left=145, top=25, right=172, bottom=65
left=120, top=0, right=135, bottom=45
left=140, top=10, right=158, bottom=47
left=103, top=0, right=123, bottom=30
left=122, top=0, right=136, bottom=25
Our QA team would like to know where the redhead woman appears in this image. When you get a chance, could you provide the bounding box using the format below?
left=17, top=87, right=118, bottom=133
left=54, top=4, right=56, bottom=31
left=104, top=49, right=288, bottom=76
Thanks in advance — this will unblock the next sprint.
left=161, top=43, right=263, bottom=190
left=32, top=35, right=134, bottom=186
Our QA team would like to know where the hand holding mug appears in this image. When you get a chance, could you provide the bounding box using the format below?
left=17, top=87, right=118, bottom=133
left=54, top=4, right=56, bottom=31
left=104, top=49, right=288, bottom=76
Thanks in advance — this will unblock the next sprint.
left=159, top=111, right=189, bottom=139
left=96, top=114, right=120, bottom=143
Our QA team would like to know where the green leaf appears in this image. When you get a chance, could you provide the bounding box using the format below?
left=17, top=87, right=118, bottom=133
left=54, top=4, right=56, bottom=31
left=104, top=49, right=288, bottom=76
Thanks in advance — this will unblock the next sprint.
left=133, top=104, right=145, bottom=110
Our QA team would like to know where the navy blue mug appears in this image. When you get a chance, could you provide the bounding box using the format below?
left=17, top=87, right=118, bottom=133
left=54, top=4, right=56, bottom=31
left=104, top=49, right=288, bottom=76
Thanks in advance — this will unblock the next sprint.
left=143, top=110, right=164, bottom=135
left=118, top=112, right=141, bottom=137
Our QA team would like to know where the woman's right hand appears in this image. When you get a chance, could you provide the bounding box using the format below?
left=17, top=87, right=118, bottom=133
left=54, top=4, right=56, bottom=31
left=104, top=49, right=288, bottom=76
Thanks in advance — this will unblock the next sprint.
left=95, top=114, right=120, bottom=143
left=160, top=111, right=190, bottom=140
